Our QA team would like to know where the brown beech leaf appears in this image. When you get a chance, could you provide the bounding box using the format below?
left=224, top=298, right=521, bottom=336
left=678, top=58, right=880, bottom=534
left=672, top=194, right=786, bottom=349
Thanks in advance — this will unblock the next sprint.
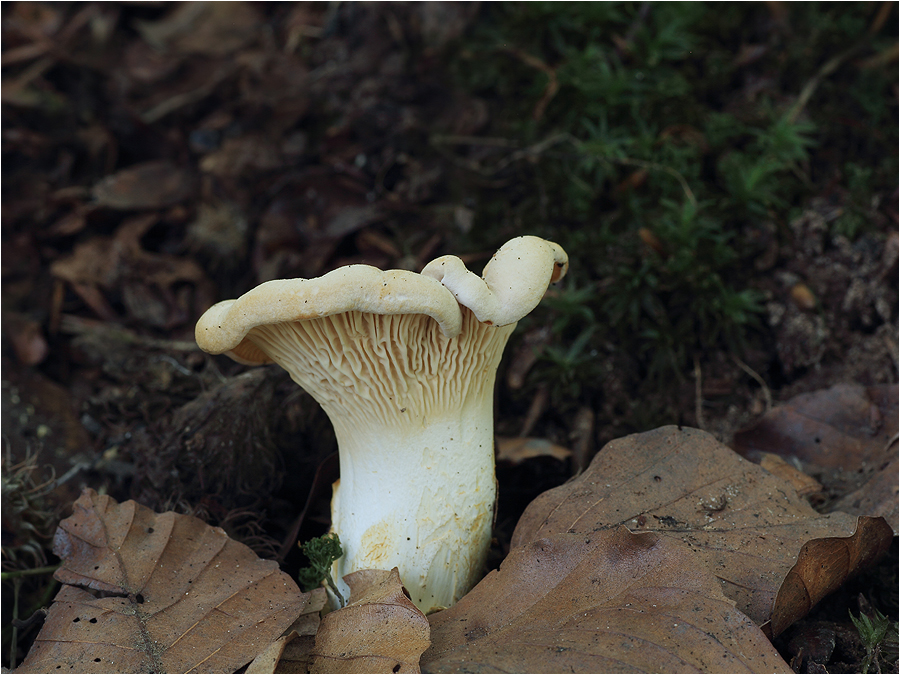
left=769, top=516, right=895, bottom=636
left=134, top=2, right=261, bottom=56
left=832, top=455, right=898, bottom=534
left=422, top=528, right=790, bottom=674
left=246, top=587, right=328, bottom=674
left=511, top=426, right=893, bottom=637
left=92, top=160, right=197, bottom=209
left=2, top=310, right=49, bottom=365
left=246, top=633, right=300, bottom=675
left=756, top=453, right=823, bottom=496
left=733, top=384, right=898, bottom=532
left=51, top=214, right=213, bottom=328
left=309, top=568, right=430, bottom=674
left=17, top=488, right=306, bottom=674
left=732, top=384, right=896, bottom=469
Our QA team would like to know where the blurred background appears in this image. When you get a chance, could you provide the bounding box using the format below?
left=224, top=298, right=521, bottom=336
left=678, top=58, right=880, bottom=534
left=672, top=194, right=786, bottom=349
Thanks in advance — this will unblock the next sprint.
left=2, top=2, right=897, bottom=668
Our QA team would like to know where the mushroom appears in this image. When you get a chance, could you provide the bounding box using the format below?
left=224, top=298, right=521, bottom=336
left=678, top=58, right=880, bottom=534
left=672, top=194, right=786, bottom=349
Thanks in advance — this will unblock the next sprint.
left=195, top=236, right=568, bottom=612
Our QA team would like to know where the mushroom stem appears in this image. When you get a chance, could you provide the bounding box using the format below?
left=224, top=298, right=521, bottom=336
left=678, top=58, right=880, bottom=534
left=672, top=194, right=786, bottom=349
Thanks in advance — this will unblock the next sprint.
left=329, top=377, right=500, bottom=611
left=246, top=308, right=515, bottom=611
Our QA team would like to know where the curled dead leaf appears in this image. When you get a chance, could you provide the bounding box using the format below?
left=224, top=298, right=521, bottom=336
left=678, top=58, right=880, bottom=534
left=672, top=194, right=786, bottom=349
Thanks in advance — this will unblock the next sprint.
left=511, top=426, right=893, bottom=636
left=757, top=452, right=823, bottom=496
left=50, top=214, right=213, bottom=328
left=733, top=384, right=897, bottom=471
left=309, top=568, right=430, bottom=674
left=769, top=516, right=894, bottom=637
left=423, top=527, right=790, bottom=674
left=17, top=489, right=306, bottom=674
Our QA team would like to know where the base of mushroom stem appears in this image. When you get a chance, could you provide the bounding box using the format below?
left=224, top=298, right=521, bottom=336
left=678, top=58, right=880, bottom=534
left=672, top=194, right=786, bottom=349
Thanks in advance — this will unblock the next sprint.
left=325, top=567, right=454, bottom=616
left=321, top=567, right=431, bottom=613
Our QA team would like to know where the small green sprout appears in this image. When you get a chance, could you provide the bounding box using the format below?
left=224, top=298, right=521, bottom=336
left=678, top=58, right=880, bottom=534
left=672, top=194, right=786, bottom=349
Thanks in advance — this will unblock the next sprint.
left=850, top=607, right=899, bottom=674
left=297, top=533, right=345, bottom=607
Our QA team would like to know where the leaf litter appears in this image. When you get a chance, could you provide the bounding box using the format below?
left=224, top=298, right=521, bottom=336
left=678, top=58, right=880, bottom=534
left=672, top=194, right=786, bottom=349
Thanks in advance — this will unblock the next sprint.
left=733, top=383, right=899, bottom=533
left=245, top=587, right=328, bottom=674
left=423, top=527, right=790, bottom=674
left=17, top=488, right=307, bottom=674
left=309, top=568, right=430, bottom=674
left=511, top=426, right=893, bottom=637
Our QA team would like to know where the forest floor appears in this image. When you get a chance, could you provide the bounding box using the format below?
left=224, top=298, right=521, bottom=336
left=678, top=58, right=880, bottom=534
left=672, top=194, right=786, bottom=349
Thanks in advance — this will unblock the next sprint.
left=2, top=3, right=897, bottom=672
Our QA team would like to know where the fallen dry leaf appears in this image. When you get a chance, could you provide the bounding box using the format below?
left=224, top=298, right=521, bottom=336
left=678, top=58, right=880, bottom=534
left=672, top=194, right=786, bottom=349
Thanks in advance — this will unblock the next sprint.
left=423, top=527, right=791, bottom=674
left=245, top=587, right=328, bottom=674
left=199, top=135, right=285, bottom=177
left=134, top=2, right=261, bottom=56
left=51, top=214, right=213, bottom=328
left=757, top=453, right=823, bottom=497
left=274, top=632, right=323, bottom=675
left=17, top=489, right=306, bottom=674
left=92, top=160, right=197, bottom=210
left=309, top=568, right=430, bottom=674
left=769, top=516, right=894, bottom=636
left=832, top=455, right=898, bottom=534
left=511, top=426, right=893, bottom=637
left=733, top=384, right=897, bottom=470
left=733, top=383, right=898, bottom=531
left=2, top=310, right=48, bottom=365
left=246, top=633, right=299, bottom=675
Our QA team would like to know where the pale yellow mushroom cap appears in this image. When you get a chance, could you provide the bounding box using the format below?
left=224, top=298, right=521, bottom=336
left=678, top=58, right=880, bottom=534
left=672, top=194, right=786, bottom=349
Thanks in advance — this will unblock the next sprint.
left=195, top=265, right=464, bottom=364
left=195, top=235, right=569, bottom=362
left=421, top=235, right=568, bottom=325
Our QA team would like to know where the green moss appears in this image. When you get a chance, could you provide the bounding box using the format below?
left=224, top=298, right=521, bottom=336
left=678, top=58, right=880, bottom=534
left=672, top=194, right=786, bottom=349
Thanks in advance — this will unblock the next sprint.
left=445, top=2, right=895, bottom=391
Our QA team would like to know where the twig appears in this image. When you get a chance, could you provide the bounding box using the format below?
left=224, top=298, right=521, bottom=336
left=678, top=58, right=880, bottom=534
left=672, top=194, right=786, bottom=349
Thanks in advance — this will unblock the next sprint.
left=786, top=43, right=863, bottom=124
left=610, top=156, right=698, bottom=208
left=11, top=607, right=49, bottom=630
left=518, top=385, right=549, bottom=438
left=39, top=462, right=90, bottom=497
left=9, top=578, right=20, bottom=670
left=882, top=324, right=897, bottom=372
left=693, top=356, right=706, bottom=430
left=59, top=314, right=199, bottom=352
left=430, top=133, right=571, bottom=177
left=153, top=354, right=194, bottom=377
left=431, top=132, right=699, bottom=207
left=140, top=64, right=236, bottom=124
left=0, top=565, right=61, bottom=581
left=733, top=355, right=773, bottom=414
left=325, top=573, right=346, bottom=609
left=429, top=134, right=521, bottom=148
left=500, top=47, right=559, bottom=120
left=868, top=1, right=894, bottom=35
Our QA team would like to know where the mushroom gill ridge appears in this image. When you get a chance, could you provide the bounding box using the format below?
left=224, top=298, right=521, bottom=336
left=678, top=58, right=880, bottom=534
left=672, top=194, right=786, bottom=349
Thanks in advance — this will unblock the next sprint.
left=246, top=308, right=513, bottom=428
